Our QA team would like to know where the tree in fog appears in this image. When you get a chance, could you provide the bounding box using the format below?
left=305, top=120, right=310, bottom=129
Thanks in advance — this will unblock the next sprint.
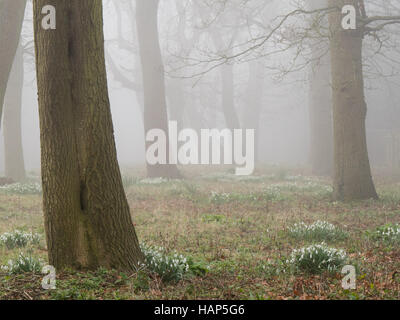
left=0, top=0, right=27, bottom=130
left=286, top=0, right=397, bottom=199
left=190, top=0, right=399, bottom=200
left=243, top=61, right=265, bottom=164
left=328, top=0, right=378, bottom=200
left=280, top=0, right=398, bottom=199
left=3, top=43, right=26, bottom=182
left=33, top=0, right=142, bottom=270
left=211, top=30, right=241, bottom=130
left=166, top=0, right=272, bottom=163
left=276, top=0, right=398, bottom=199
left=136, top=0, right=181, bottom=178
left=307, top=0, right=333, bottom=176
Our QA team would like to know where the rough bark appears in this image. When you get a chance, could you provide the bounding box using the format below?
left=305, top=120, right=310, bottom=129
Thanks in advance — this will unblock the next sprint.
left=0, top=0, right=27, bottom=129
left=33, top=0, right=142, bottom=271
left=328, top=0, right=378, bottom=201
left=136, top=0, right=181, bottom=179
left=3, top=43, right=26, bottom=182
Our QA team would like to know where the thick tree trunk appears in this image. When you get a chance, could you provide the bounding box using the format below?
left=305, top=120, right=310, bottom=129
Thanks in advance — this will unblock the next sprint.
left=3, top=43, right=26, bottom=182
left=136, top=0, right=181, bottom=179
left=328, top=0, right=378, bottom=201
left=33, top=0, right=142, bottom=271
left=0, top=0, right=26, bottom=129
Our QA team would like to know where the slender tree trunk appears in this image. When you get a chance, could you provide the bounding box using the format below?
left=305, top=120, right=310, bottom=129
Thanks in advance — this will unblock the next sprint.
left=136, top=0, right=181, bottom=179
left=309, top=52, right=334, bottom=176
left=0, top=0, right=27, bottom=130
left=221, top=64, right=240, bottom=130
left=307, top=0, right=333, bottom=176
left=212, top=32, right=241, bottom=130
left=328, top=0, right=378, bottom=200
left=167, top=79, right=185, bottom=131
left=3, top=43, right=26, bottom=182
left=243, top=61, right=263, bottom=164
left=33, top=0, right=142, bottom=271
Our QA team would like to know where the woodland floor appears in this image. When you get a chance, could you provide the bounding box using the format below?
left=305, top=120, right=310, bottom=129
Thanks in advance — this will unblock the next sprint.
left=0, top=166, right=399, bottom=300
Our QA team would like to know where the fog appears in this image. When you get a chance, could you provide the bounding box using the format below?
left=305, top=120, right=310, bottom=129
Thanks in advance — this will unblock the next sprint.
left=1, top=0, right=399, bottom=175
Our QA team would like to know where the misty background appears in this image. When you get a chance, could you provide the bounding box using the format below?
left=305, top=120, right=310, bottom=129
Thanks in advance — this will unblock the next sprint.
left=1, top=0, right=399, bottom=174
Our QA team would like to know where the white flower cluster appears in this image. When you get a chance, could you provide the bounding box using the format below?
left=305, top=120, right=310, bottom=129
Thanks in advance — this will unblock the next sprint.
left=290, top=220, right=336, bottom=233
left=288, top=220, right=346, bottom=241
left=0, top=182, right=42, bottom=195
left=0, top=230, right=41, bottom=250
left=234, top=175, right=264, bottom=182
left=373, top=224, right=400, bottom=243
left=201, top=172, right=265, bottom=182
left=1, top=252, right=44, bottom=274
left=266, top=181, right=332, bottom=193
left=287, top=243, right=347, bottom=274
left=285, top=175, right=314, bottom=182
left=140, top=243, right=190, bottom=282
left=139, top=177, right=170, bottom=185
left=262, top=185, right=285, bottom=200
left=209, top=191, right=232, bottom=203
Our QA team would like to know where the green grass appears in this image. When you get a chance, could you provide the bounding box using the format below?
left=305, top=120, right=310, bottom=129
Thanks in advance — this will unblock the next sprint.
left=0, top=167, right=399, bottom=300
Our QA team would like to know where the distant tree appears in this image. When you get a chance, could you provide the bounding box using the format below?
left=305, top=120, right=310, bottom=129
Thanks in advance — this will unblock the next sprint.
left=177, top=0, right=399, bottom=200
left=307, top=0, right=333, bottom=176
left=243, top=61, right=264, bottom=164
left=328, top=0, right=379, bottom=200
left=166, top=0, right=274, bottom=163
left=136, top=0, right=181, bottom=178
left=33, top=0, right=142, bottom=270
left=0, top=0, right=27, bottom=130
left=211, top=31, right=241, bottom=130
left=3, top=43, right=26, bottom=182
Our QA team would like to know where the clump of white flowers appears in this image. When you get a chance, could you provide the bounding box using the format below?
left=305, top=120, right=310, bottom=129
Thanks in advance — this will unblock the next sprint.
left=371, top=224, right=400, bottom=244
left=1, top=252, right=44, bottom=274
left=139, top=177, right=184, bottom=185
left=265, top=182, right=333, bottom=195
left=261, top=185, right=286, bottom=201
left=288, top=221, right=347, bottom=241
left=287, top=243, right=347, bottom=274
left=139, top=177, right=169, bottom=185
left=140, top=243, right=190, bottom=282
left=0, top=230, right=41, bottom=250
left=210, top=190, right=279, bottom=205
left=209, top=191, right=232, bottom=204
left=0, top=182, right=42, bottom=195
